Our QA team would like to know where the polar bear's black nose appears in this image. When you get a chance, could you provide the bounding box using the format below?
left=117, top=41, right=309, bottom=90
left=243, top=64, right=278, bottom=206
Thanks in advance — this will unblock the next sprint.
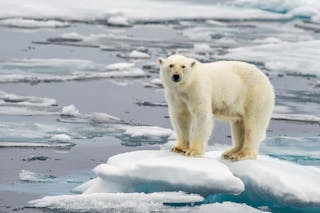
left=172, top=74, right=181, bottom=82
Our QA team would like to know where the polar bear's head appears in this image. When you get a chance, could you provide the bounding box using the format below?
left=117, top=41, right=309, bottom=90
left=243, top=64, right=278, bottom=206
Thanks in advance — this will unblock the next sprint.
left=157, top=54, right=197, bottom=87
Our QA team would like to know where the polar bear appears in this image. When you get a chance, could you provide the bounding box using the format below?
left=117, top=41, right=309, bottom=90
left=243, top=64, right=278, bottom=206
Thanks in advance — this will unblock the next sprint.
left=157, top=55, right=274, bottom=161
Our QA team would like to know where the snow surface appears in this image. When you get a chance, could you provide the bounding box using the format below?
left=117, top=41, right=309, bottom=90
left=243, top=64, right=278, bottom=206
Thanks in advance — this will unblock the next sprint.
left=0, top=18, right=70, bottom=28
left=218, top=40, right=320, bottom=76
left=29, top=192, right=204, bottom=212
left=75, top=150, right=244, bottom=195
left=0, top=59, right=145, bottom=83
left=19, top=170, right=55, bottom=182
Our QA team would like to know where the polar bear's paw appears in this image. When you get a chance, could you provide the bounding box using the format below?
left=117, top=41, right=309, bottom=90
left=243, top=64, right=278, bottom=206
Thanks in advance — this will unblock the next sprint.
left=184, top=149, right=203, bottom=157
left=228, top=149, right=257, bottom=161
left=171, top=146, right=187, bottom=154
left=222, top=147, right=240, bottom=159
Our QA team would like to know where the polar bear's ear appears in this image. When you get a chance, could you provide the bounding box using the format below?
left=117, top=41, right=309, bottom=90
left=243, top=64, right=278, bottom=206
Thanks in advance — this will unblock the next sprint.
left=190, top=60, right=197, bottom=68
left=157, top=57, right=165, bottom=66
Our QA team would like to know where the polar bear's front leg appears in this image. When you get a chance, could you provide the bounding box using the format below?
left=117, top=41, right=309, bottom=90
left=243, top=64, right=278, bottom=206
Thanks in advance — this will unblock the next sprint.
left=185, top=111, right=213, bottom=157
left=169, top=104, right=192, bottom=154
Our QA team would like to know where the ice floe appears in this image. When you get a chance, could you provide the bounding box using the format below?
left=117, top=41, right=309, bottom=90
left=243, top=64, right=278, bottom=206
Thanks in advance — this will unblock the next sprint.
left=29, top=192, right=204, bottom=212
left=49, top=134, right=71, bottom=143
left=19, top=170, right=56, bottom=182
left=218, top=40, right=320, bottom=76
left=74, top=149, right=320, bottom=206
left=75, top=150, right=244, bottom=195
left=0, top=18, right=70, bottom=29
left=0, top=90, right=59, bottom=115
left=128, top=50, right=151, bottom=59
left=60, top=105, right=121, bottom=124
left=0, top=58, right=145, bottom=84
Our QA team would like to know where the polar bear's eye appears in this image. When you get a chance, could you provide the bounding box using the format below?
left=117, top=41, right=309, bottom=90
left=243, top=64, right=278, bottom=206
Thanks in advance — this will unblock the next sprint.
left=181, top=65, right=186, bottom=69
left=169, top=64, right=174, bottom=68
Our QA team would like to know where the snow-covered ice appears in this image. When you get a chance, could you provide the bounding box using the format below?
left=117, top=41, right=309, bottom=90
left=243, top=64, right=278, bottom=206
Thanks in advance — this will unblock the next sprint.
left=19, top=170, right=56, bottom=182
left=74, top=150, right=320, bottom=206
left=75, top=150, right=244, bottom=195
left=0, top=0, right=293, bottom=24
left=29, top=192, right=204, bottom=212
left=60, top=105, right=121, bottom=124
left=60, top=105, right=80, bottom=116
left=0, top=18, right=70, bottom=29
left=122, top=126, right=174, bottom=141
left=49, top=134, right=71, bottom=143
left=128, top=50, right=151, bottom=59
left=218, top=40, right=320, bottom=76
left=208, top=151, right=320, bottom=206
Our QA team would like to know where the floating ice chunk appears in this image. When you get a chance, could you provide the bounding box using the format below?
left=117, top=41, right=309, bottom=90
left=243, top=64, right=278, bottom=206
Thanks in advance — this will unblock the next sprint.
left=150, top=78, right=162, bottom=85
left=0, top=142, right=74, bottom=148
left=205, top=151, right=320, bottom=205
left=0, top=18, right=70, bottom=29
left=49, top=134, right=71, bottom=143
left=122, top=126, right=174, bottom=141
left=107, top=16, right=132, bottom=27
left=105, top=63, right=135, bottom=70
left=272, top=113, right=320, bottom=123
left=29, top=192, right=203, bottom=212
left=128, top=50, right=151, bottom=59
left=0, top=90, right=59, bottom=115
left=61, top=105, right=80, bottom=116
left=218, top=40, right=320, bottom=76
left=60, top=105, right=121, bottom=123
left=199, top=202, right=267, bottom=213
left=77, top=150, right=244, bottom=195
left=253, top=37, right=282, bottom=44
left=19, top=170, right=55, bottom=182
left=144, top=78, right=163, bottom=88
left=289, top=6, right=319, bottom=18
left=193, top=43, right=211, bottom=52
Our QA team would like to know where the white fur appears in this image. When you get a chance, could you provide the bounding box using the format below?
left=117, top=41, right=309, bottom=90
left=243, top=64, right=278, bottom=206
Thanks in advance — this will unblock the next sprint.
left=157, top=55, right=275, bottom=161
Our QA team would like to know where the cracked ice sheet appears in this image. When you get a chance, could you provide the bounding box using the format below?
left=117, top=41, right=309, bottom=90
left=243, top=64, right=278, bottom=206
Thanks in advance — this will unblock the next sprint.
left=0, top=58, right=145, bottom=84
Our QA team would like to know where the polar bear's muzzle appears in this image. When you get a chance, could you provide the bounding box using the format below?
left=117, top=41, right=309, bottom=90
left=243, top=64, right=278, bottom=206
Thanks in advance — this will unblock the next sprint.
left=172, top=74, right=181, bottom=82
